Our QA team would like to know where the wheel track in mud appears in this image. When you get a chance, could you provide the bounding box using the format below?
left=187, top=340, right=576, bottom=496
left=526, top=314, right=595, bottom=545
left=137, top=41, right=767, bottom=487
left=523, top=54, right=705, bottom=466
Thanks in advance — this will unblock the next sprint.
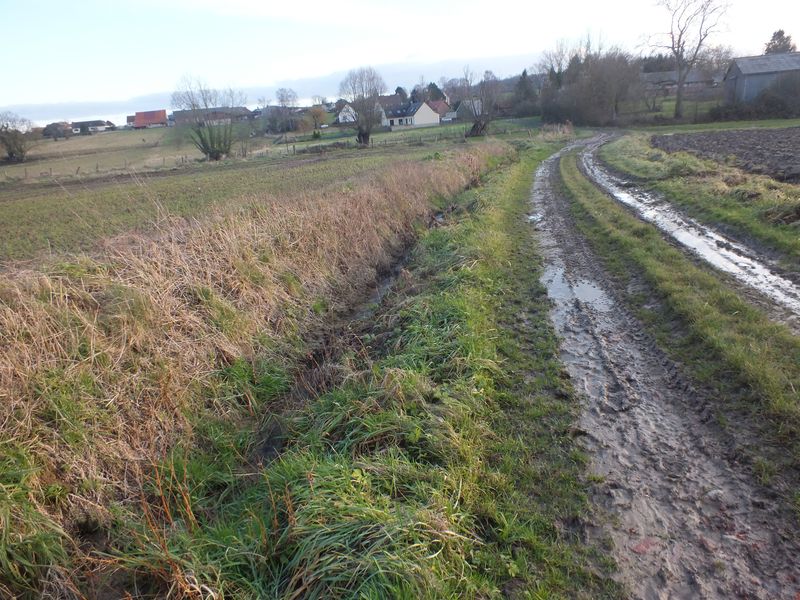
left=531, top=140, right=800, bottom=599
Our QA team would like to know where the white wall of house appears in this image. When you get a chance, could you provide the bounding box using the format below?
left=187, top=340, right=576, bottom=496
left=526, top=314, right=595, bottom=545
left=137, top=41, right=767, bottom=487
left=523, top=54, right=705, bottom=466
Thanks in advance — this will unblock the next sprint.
left=387, top=102, right=441, bottom=129
left=411, top=102, right=440, bottom=127
left=338, top=104, right=357, bottom=123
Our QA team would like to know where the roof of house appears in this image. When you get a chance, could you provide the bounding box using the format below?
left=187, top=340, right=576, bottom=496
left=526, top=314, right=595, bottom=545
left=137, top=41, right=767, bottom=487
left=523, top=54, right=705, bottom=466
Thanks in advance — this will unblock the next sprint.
left=72, top=120, right=108, bottom=128
left=384, top=101, right=428, bottom=119
left=377, top=94, right=405, bottom=109
left=172, top=107, right=252, bottom=120
left=427, top=100, right=450, bottom=116
left=134, top=109, right=168, bottom=127
left=641, top=70, right=717, bottom=85
left=727, top=52, right=800, bottom=76
left=452, top=99, right=482, bottom=115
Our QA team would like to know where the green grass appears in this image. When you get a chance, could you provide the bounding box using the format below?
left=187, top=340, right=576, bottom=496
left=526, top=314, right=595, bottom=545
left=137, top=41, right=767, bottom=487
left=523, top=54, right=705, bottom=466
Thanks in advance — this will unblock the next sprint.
left=94, top=143, right=619, bottom=598
left=599, top=133, right=800, bottom=265
left=559, top=151, right=800, bottom=485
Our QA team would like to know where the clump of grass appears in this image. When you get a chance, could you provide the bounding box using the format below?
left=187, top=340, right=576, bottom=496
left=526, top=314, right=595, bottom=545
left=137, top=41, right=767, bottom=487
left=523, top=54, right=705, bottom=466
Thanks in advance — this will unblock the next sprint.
left=0, top=142, right=512, bottom=595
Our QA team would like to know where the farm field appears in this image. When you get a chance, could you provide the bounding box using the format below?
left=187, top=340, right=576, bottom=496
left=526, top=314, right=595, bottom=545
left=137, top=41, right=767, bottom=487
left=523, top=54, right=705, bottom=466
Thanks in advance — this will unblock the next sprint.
left=0, top=141, right=471, bottom=264
left=651, top=126, right=800, bottom=181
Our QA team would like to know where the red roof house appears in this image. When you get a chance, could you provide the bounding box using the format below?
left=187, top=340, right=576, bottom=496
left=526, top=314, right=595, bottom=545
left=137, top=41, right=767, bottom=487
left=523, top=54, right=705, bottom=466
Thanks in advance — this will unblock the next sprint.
left=134, top=109, right=168, bottom=128
left=427, top=100, right=451, bottom=117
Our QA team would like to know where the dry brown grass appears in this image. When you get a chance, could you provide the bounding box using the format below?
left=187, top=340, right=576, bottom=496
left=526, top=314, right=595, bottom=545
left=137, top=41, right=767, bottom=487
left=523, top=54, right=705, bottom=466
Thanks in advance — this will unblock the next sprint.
left=0, top=141, right=510, bottom=594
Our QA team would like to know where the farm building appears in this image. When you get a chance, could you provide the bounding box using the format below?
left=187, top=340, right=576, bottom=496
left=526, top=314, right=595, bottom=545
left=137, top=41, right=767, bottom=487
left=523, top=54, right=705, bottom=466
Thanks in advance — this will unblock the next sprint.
left=126, top=115, right=135, bottom=126
left=172, top=107, right=252, bottom=126
left=641, top=69, right=720, bottom=94
left=382, top=101, right=440, bottom=129
left=724, top=52, right=800, bottom=104
left=134, top=109, right=169, bottom=128
left=451, top=99, right=483, bottom=121
left=71, top=120, right=113, bottom=134
left=336, top=104, right=357, bottom=123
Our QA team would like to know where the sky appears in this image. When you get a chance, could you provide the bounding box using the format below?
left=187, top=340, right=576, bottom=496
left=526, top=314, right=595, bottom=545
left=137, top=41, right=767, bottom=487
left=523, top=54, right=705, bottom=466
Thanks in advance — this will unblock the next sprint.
left=1, top=0, right=798, bottom=124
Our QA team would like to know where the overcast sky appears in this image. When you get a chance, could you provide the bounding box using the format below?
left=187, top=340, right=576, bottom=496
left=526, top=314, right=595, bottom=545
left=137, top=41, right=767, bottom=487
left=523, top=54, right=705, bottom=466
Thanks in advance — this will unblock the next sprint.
left=2, top=0, right=798, bottom=122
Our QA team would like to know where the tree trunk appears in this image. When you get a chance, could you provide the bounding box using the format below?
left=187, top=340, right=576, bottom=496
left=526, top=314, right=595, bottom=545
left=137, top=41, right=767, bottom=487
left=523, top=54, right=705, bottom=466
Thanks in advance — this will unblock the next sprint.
left=466, top=119, right=487, bottom=137
left=674, top=68, right=687, bottom=119
left=356, top=130, right=370, bottom=145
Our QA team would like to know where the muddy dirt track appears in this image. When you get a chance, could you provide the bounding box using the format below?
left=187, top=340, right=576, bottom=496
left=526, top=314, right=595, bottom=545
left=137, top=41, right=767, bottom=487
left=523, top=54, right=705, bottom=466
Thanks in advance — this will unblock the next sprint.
left=531, top=140, right=800, bottom=599
left=651, top=127, right=800, bottom=182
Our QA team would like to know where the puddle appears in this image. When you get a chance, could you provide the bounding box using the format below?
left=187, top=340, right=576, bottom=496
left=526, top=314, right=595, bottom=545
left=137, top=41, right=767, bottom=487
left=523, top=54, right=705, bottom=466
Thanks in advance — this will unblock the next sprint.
left=582, top=150, right=800, bottom=315
left=543, top=265, right=613, bottom=312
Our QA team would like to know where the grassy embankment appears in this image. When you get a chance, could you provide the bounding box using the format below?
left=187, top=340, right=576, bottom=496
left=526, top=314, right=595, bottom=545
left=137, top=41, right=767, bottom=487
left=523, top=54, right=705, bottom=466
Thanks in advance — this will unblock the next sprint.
left=560, top=152, right=800, bottom=500
left=599, top=134, right=800, bottom=267
left=1, top=137, right=620, bottom=597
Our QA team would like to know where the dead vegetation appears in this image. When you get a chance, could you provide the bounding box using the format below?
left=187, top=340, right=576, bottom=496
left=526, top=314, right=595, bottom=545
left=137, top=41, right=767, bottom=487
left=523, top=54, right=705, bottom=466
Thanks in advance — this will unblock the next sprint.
left=0, top=141, right=510, bottom=596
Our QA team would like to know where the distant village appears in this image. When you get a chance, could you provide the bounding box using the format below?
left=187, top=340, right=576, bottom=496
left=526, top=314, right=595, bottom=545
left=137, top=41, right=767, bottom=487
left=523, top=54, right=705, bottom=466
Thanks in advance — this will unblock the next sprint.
left=36, top=48, right=800, bottom=140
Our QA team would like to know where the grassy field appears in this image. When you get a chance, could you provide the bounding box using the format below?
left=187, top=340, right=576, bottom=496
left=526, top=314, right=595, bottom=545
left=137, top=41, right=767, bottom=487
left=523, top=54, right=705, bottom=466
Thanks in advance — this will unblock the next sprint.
left=599, top=133, right=800, bottom=267
left=560, top=151, right=800, bottom=492
left=0, top=118, right=545, bottom=265
left=0, top=118, right=542, bottom=185
left=0, top=143, right=462, bottom=264
left=0, top=131, right=625, bottom=597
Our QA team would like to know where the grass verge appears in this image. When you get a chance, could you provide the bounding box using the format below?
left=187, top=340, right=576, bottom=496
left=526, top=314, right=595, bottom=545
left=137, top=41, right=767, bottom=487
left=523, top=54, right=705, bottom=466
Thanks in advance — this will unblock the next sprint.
left=560, top=151, right=800, bottom=490
left=89, top=142, right=621, bottom=598
left=599, top=134, right=800, bottom=265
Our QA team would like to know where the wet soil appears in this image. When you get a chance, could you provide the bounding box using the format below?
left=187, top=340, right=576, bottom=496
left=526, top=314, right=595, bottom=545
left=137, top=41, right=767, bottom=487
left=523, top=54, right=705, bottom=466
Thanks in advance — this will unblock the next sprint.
left=651, top=127, right=800, bottom=182
left=531, top=141, right=800, bottom=599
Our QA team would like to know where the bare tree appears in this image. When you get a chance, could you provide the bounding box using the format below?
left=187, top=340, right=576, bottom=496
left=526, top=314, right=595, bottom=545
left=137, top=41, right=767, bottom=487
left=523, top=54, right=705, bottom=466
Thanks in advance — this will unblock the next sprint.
left=655, top=0, right=727, bottom=118
left=171, top=77, right=247, bottom=160
left=0, top=112, right=37, bottom=162
left=311, top=94, right=327, bottom=106
left=276, top=88, right=298, bottom=109
left=463, top=68, right=500, bottom=137
left=339, top=66, right=387, bottom=145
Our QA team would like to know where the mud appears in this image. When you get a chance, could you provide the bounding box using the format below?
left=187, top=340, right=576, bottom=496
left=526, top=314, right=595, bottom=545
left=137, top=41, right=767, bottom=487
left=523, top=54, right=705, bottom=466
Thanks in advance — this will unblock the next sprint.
left=651, top=127, right=800, bottom=182
left=583, top=140, right=800, bottom=318
left=531, top=141, right=800, bottom=599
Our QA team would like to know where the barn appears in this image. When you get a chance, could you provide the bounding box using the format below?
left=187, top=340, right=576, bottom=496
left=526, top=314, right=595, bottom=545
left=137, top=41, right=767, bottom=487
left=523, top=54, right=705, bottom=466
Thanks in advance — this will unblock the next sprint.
left=134, top=110, right=169, bottom=128
left=724, top=52, right=800, bottom=104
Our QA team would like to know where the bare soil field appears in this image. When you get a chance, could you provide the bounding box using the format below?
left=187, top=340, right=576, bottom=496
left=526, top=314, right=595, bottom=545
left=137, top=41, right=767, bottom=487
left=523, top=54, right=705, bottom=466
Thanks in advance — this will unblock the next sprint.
left=651, top=127, right=800, bottom=182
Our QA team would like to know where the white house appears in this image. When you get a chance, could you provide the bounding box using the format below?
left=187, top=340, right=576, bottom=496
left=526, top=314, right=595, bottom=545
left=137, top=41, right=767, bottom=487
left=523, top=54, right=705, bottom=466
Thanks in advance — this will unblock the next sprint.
left=336, top=104, right=357, bottom=123
left=382, top=101, right=440, bottom=129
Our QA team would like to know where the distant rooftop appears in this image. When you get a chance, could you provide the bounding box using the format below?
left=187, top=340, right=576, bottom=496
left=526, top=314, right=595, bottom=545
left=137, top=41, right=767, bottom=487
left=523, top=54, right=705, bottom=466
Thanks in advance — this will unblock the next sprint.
left=729, top=52, right=800, bottom=75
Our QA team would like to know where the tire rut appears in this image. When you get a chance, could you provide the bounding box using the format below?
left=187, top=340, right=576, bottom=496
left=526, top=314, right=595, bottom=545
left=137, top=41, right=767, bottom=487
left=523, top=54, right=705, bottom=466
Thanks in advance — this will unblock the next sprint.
left=531, top=140, right=800, bottom=599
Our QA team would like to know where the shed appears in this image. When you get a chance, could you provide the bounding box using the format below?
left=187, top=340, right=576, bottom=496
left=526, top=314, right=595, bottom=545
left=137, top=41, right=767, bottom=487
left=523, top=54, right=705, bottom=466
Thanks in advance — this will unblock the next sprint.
left=724, top=53, right=800, bottom=104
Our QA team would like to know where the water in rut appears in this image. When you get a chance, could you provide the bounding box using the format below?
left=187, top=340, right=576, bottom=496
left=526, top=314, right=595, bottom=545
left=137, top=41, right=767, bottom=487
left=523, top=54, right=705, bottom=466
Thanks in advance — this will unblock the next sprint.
left=532, top=141, right=800, bottom=599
